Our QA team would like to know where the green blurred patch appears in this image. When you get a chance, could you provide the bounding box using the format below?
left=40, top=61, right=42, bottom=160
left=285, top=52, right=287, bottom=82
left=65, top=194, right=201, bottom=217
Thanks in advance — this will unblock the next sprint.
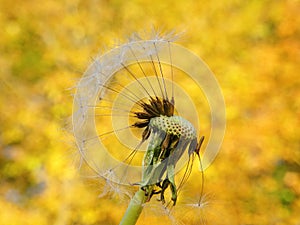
left=273, top=161, right=298, bottom=208
left=9, top=24, right=52, bottom=82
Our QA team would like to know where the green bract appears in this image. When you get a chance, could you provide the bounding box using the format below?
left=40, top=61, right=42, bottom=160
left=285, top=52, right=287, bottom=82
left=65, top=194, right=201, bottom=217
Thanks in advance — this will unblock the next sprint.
left=141, top=115, right=198, bottom=205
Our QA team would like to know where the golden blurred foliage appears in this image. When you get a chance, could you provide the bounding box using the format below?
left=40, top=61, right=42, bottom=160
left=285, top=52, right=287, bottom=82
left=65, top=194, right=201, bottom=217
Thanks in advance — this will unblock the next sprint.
left=0, top=0, right=299, bottom=224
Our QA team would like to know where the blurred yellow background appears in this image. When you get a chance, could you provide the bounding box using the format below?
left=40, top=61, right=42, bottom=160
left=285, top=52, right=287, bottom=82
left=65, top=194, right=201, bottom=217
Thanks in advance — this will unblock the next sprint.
left=0, top=0, right=299, bottom=224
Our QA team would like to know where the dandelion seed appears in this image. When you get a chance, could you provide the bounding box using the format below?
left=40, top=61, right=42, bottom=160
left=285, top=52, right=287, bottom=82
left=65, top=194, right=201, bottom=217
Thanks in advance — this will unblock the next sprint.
left=98, top=170, right=134, bottom=200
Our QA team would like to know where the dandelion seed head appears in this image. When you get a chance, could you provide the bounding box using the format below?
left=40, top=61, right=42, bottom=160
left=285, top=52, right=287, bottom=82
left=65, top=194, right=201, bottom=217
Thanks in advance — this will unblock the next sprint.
left=72, top=31, right=226, bottom=208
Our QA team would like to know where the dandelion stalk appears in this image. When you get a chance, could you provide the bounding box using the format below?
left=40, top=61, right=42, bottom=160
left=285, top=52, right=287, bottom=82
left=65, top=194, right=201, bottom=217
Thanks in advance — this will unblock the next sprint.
left=119, top=189, right=146, bottom=225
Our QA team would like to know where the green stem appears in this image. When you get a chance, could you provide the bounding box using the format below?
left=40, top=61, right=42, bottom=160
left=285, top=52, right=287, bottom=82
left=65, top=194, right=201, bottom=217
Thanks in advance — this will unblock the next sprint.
left=119, top=189, right=147, bottom=225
